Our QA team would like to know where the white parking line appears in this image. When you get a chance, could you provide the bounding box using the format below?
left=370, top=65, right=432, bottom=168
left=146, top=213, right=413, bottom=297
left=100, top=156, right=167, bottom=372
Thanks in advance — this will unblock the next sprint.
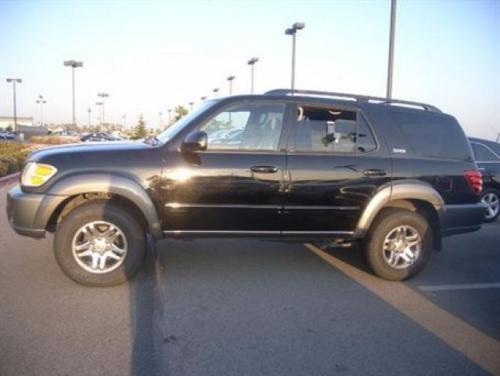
left=419, top=283, right=500, bottom=292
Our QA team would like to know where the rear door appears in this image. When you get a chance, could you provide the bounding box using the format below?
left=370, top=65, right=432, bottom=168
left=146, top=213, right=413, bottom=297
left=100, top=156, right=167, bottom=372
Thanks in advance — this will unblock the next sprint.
left=283, top=103, right=391, bottom=235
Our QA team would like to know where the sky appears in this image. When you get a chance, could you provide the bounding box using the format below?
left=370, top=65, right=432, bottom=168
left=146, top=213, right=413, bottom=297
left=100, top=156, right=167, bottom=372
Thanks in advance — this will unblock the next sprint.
left=0, top=0, right=499, bottom=139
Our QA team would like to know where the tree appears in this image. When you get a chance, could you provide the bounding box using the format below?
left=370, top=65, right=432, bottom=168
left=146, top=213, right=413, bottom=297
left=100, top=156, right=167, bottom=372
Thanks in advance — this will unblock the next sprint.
left=132, top=115, right=147, bottom=139
left=175, top=105, right=188, bottom=121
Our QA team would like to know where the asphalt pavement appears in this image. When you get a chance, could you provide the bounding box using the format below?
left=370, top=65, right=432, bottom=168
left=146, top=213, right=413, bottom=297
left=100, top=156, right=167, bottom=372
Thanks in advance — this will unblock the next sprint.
left=0, top=182, right=499, bottom=376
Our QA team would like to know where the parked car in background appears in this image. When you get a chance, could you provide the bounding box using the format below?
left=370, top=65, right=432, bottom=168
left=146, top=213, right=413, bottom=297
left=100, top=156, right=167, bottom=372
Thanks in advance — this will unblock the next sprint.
left=0, top=132, right=16, bottom=140
left=469, top=137, right=500, bottom=222
left=80, top=132, right=123, bottom=142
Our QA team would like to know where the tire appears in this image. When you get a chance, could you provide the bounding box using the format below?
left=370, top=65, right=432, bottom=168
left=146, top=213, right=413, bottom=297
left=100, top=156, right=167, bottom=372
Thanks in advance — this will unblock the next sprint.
left=480, top=188, right=500, bottom=223
left=364, top=208, right=433, bottom=281
left=54, top=200, right=146, bottom=286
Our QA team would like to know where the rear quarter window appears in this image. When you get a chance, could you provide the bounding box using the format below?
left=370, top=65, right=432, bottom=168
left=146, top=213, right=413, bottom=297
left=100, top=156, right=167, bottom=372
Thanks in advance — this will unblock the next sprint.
left=394, top=112, right=470, bottom=160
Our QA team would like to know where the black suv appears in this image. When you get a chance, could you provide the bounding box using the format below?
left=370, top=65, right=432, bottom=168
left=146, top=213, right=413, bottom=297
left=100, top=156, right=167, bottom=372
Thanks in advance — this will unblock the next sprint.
left=7, top=89, right=485, bottom=286
left=469, top=137, right=500, bottom=222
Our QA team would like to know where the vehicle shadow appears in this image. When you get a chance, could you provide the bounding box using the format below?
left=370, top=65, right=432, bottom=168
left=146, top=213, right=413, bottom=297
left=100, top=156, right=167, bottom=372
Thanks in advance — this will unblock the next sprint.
left=129, top=236, right=163, bottom=376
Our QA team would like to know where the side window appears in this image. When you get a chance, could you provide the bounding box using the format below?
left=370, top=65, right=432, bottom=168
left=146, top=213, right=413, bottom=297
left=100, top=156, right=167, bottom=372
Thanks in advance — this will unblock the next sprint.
left=395, top=113, right=470, bottom=160
left=200, top=103, right=285, bottom=151
left=293, top=105, right=376, bottom=153
left=471, top=143, right=498, bottom=161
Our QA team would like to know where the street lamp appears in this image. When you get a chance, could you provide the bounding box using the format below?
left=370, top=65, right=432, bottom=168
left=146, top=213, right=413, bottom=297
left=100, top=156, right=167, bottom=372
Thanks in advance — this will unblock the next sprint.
left=95, top=102, right=104, bottom=124
left=201, top=96, right=207, bottom=102
left=213, top=88, right=219, bottom=98
left=227, top=75, right=235, bottom=95
left=97, top=92, right=109, bottom=124
left=63, top=60, right=83, bottom=126
left=87, top=107, right=91, bottom=128
left=6, top=78, right=22, bottom=132
left=386, top=0, right=397, bottom=99
left=285, top=22, right=305, bottom=92
left=36, top=95, right=47, bottom=126
left=189, top=102, right=194, bottom=111
left=247, top=57, right=259, bottom=94
left=168, top=109, right=172, bottom=125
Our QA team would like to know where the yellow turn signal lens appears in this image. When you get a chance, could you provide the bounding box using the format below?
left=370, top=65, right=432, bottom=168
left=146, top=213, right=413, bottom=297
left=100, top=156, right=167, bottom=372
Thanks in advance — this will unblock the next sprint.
left=21, top=162, right=58, bottom=187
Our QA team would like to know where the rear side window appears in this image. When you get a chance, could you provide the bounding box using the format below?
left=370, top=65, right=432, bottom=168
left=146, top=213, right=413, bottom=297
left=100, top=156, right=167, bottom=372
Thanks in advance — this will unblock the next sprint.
left=471, top=142, right=498, bottom=161
left=394, top=113, right=469, bottom=160
left=292, top=105, right=376, bottom=153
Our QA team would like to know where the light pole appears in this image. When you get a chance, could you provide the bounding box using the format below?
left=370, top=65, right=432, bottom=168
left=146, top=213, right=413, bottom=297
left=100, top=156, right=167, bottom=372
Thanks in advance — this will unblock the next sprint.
left=285, top=22, right=305, bottom=92
left=36, top=95, right=47, bottom=126
left=213, top=88, right=219, bottom=98
left=386, top=0, right=397, bottom=99
left=63, top=60, right=83, bottom=126
left=168, top=109, right=172, bottom=125
left=247, top=57, right=259, bottom=94
left=227, top=75, right=235, bottom=95
left=201, top=96, right=207, bottom=102
left=189, top=102, right=194, bottom=111
left=95, top=102, right=104, bottom=125
left=6, top=78, right=22, bottom=132
left=87, top=107, right=91, bottom=128
left=97, top=92, right=109, bottom=124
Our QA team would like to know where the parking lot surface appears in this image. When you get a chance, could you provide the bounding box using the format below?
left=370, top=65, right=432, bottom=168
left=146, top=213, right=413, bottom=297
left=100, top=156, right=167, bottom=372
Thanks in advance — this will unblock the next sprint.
left=0, top=183, right=499, bottom=376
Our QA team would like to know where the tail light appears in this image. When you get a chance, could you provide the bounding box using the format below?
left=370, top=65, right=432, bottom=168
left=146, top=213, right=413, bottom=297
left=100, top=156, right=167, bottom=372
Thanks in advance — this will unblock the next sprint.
left=464, top=170, right=482, bottom=195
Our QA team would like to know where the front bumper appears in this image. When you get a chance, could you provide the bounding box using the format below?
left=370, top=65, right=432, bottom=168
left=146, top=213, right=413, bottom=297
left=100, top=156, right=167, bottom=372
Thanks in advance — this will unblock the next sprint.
left=7, top=185, right=47, bottom=238
left=6, top=185, right=67, bottom=239
left=441, top=203, right=486, bottom=236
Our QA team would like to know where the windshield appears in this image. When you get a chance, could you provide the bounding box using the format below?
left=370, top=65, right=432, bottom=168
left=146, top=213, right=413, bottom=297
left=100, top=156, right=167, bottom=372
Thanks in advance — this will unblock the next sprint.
left=156, top=101, right=217, bottom=144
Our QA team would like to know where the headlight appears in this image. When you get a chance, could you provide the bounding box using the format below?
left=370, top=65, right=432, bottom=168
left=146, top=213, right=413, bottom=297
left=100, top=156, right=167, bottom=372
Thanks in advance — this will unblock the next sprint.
left=21, top=162, right=58, bottom=187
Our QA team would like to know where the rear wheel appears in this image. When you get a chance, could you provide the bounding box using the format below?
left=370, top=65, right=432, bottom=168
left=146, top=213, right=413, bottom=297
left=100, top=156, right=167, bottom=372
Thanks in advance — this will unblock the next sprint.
left=480, top=189, right=499, bottom=223
left=54, top=200, right=146, bottom=286
left=364, top=208, right=433, bottom=281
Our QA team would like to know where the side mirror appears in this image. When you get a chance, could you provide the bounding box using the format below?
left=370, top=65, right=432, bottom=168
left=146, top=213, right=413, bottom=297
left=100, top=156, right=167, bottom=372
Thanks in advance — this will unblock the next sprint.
left=181, top=131, right=208, bottom=153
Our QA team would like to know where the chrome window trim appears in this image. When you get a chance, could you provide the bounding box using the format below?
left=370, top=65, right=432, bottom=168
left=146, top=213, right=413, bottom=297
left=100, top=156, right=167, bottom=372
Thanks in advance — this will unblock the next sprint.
left=165, top=203, right=359, bottom=210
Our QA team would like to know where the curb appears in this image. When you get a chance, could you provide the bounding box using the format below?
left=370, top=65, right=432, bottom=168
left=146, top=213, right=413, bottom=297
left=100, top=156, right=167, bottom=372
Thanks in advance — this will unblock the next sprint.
left=0, top=172, right=20, bottom=187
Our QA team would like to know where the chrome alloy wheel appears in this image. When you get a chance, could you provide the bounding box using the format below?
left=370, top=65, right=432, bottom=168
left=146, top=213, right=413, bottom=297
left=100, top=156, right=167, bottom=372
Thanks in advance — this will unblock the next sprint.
left=481, top=192, right=499, bottom=220
left=71, top=221, right=128, bottom=274
left=382, top=225, right=421, bottom=269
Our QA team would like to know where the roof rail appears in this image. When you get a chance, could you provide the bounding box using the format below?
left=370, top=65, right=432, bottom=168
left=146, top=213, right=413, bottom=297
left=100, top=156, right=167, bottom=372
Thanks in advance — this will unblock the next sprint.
left=264, top=89, right=441, bottom=112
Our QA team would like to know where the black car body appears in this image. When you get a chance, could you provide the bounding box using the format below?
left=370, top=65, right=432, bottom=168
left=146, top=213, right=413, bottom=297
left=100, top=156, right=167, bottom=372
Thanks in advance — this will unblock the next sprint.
left=7, top=90, right=486, bottom=285
left=469, top=137, right=500, bottom=222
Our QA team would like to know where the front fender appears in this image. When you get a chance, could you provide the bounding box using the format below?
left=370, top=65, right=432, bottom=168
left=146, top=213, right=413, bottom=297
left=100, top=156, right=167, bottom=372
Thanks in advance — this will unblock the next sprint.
left=34, top=174, right=162, bottom=238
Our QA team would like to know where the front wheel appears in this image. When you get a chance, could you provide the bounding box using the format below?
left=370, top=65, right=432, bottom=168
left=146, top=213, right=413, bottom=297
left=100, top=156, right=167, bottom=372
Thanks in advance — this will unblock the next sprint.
left=54, top=200, right=146, bottom=286
left=480, top=189, right=500, bottom=223
left=364, top=208, right=433, bottom=281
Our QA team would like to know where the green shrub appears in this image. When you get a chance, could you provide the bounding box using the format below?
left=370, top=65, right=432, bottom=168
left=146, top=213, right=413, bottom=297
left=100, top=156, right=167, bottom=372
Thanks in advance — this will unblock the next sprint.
left=0, top=143, right=31, bottom=176
left=0, top=156, right=18, bottom=174
left=0, top=160, right=7, bottom=177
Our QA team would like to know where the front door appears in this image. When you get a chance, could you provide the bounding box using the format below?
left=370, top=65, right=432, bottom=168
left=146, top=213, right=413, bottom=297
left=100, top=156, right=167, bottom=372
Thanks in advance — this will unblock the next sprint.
left=161, top=101, right=289, bottom=235
left=283, top=103, right=391, bottom=235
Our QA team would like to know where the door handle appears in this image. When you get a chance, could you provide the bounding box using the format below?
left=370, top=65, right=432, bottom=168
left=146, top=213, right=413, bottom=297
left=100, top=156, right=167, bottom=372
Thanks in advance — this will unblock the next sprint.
left=363, top=169, right=387, bottom=177
left=251, top=165, right=278, bottom=174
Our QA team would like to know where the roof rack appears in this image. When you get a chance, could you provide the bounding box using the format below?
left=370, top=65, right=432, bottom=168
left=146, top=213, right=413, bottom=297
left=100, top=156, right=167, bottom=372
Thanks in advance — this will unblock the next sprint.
left=264, top=89, right=441, bottom=112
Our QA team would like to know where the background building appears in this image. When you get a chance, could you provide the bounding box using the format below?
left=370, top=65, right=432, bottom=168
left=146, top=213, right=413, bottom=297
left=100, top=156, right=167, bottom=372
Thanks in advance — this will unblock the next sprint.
left=0, top=116, right=34, bottom=130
